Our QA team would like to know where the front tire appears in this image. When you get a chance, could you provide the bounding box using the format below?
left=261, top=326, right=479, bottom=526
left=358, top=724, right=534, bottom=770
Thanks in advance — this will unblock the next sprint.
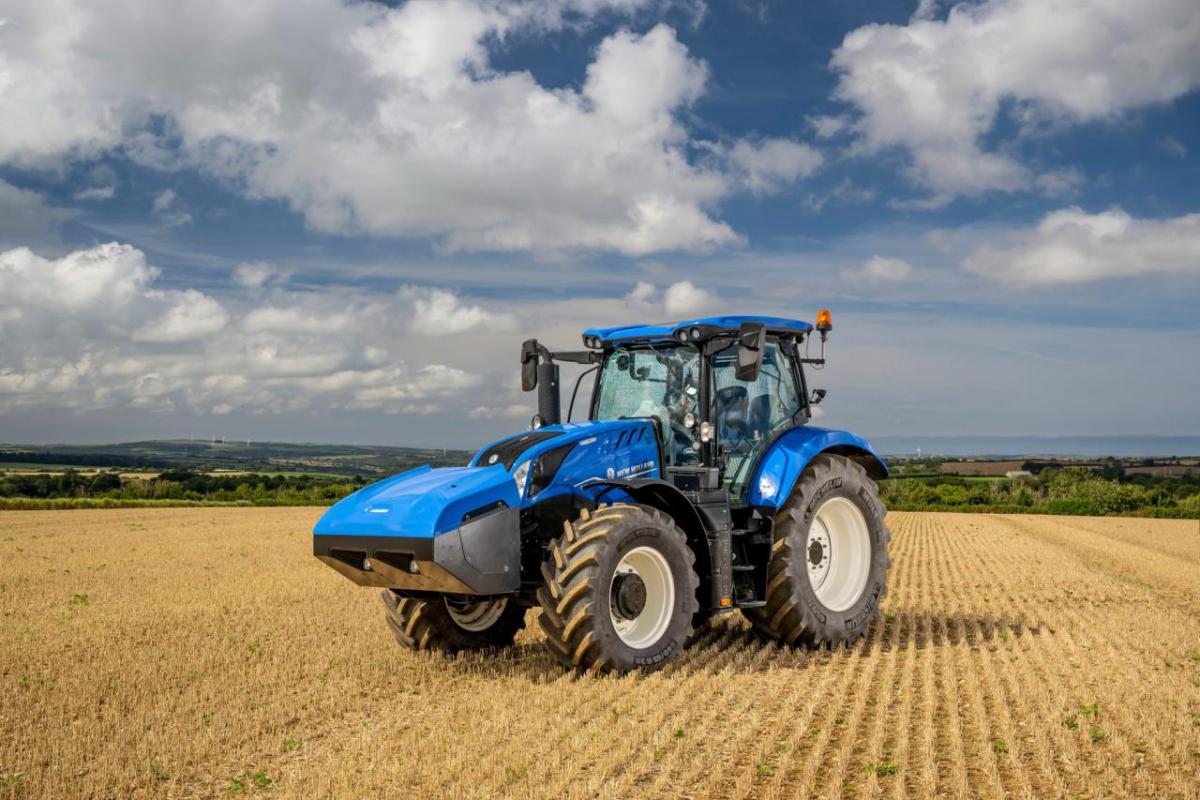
left=745, top=454, right=890, bottom=647
left=381, top=591, right=527, bottom=652
left=538, top=504, right=699, bottom=673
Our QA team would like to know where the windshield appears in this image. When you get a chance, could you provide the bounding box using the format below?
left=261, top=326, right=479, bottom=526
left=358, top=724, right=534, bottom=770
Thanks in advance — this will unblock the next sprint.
left=593, top=344, right=701, bottom=465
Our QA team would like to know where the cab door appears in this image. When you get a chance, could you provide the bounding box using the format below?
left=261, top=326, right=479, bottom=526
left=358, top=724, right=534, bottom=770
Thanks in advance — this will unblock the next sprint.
left=709, top=339, right=804, bottom=499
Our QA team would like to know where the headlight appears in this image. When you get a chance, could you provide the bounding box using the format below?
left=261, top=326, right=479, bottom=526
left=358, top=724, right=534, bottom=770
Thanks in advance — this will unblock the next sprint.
left=512, top=460, right=531, bottom=499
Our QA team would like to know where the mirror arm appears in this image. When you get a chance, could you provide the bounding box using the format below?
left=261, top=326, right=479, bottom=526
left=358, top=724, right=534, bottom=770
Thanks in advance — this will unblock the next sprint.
left=547, top=350, right=602, bottom=365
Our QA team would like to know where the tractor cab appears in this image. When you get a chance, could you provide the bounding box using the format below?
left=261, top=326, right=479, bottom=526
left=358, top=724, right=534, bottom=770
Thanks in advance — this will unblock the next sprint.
left=558, top=316, right=828, bottom=504
left=587, top=321, right=812, bottom=500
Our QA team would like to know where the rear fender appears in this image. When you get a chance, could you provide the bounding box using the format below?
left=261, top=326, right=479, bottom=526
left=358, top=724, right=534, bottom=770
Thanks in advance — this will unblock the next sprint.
left=749, top=426, right=887, bottom=511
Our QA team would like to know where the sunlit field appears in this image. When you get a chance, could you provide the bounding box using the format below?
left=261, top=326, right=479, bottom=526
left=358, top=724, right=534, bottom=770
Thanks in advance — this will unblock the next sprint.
left=1, top=508, right=1197, bottom=799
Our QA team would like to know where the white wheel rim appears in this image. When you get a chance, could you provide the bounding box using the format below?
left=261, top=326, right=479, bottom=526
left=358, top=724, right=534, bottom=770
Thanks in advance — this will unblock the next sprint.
left=807, top=497, right=871, bottom=612
left=609, top=546, right=675, bottom=649
left=444, top=597, right=508, bottom=632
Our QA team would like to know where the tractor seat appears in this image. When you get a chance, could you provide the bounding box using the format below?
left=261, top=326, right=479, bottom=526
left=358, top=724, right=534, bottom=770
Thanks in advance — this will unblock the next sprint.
left=714, top=385, right=749, bottom=443
left=747, top=393, right=772, bottom=439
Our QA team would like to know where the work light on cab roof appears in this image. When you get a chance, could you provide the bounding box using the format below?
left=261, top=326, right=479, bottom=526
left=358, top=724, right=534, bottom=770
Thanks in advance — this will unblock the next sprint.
left=312, top=309, right=891, bottom=673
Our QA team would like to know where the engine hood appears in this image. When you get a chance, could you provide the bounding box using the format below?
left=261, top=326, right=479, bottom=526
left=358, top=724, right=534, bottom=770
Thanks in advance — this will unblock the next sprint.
left=313, top=463, right=518, bottom=539
left=473, top=418, right=663, bottom=506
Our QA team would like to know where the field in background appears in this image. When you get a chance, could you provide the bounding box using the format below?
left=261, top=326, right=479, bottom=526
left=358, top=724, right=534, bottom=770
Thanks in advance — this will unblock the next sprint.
left=1, top=509, right=1198, bottom=799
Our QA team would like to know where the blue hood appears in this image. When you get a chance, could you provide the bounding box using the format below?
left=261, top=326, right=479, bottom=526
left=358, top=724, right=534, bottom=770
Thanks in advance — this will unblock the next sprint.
left=313, top=464, right=518, bottom=539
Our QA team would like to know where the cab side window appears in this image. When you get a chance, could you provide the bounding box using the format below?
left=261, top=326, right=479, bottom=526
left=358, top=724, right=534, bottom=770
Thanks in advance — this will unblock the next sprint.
left=711, top=341, right=801, bottom=495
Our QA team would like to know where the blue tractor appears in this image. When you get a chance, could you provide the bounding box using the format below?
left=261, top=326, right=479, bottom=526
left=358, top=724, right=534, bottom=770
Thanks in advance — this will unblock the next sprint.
left=313, top=313, right=890, bottom=672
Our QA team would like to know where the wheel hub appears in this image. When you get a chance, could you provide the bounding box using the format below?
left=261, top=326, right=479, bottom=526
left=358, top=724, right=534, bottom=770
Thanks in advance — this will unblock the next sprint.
left=608, top=546, right=675, bottom=649
left=806, top=522, right=832, bottom=588
left=808, top=539, right=825, bottom=567
left=611, top=572, right=648, bottom=620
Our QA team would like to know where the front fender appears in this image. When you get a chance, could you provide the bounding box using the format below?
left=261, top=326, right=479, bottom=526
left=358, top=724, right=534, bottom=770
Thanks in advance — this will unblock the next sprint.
left=749, top=426, right=887, bottom=511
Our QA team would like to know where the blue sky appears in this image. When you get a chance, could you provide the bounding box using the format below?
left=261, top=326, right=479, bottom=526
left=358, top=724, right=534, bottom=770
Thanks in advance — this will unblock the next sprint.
left=0, top=0, right=1197, bottom=447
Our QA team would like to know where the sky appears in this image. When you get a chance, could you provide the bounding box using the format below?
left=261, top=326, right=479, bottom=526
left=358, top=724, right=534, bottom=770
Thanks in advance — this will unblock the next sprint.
left=0, top=0, right=1197, bottom=448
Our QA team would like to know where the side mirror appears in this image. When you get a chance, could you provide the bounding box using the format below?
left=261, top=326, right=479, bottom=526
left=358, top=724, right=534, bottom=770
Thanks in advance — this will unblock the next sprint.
left=735, top=322, right=765, bottom=382
left=810, top=388, right=827, bottom=405
left=520, top=339, right=539, bottom=392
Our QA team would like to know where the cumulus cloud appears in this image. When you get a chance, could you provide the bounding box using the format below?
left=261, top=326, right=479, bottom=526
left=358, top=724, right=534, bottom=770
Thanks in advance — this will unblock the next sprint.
left=0, top=0, right=814, bottom=254
left=831, top=0, right=1200, bottom=200
left=134, top=291, right=229, bottom=343
left=964, top=207, right=1200, bottom=286
left=722, top=138, right=823, bottom=195
left=402, top=287, right=516, bottom=335
left=0, top=243, right=502, bottom=414
left=625, top=279, right=717, bottom=317
left=846, top=255, right=913, bottom=283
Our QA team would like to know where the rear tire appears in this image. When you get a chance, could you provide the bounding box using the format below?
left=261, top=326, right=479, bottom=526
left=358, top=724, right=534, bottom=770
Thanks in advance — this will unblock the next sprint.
left=381, top=591, right=527, bottom=653
left=538, top=504, right=699, bottom=673
left=744, top=454, right=890, bottom=647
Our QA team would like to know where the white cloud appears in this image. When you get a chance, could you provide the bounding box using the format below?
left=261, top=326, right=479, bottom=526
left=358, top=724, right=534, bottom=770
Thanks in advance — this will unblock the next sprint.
left=1032, top=167, right=1085, bottom=199
left=623, top=279, right=717, bottom=317
left=0, top=242, right=155, bottom=311
left=233, top=261, right=291, bottom=289
left=663, top=280, right=718, bottom=317
left=151, top=189, right=192, bottom=226
left=402, top=287, right=515, bottom=335
left=964, top=207, right=1200, bottom=286
left=73, top=186, right=116, bottom=201
left=625, top=281, right=659, bottom=305
left=803, top=178, right=877, bottom=212
left=846, top=255, right=913, bottom=283
left=808, top=114, right=850, bottom=139
left=0, top=0, right=811, bottom=255
left=134, top=291, right=229, bottom=342
left=831, top=0, right=1200, bottom=199
left=0, top=242, right=499, bottom=415
left=723, top=138, right=823, bottom=195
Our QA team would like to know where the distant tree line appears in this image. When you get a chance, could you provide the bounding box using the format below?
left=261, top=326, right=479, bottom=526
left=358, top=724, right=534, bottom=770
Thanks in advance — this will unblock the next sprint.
left=0, top=451, right=174, bottom=469
left=0, top=469, right=367, bottom=509
left=3, top=465, right=1198, bottom=517
left=880, top=467, right=1200, bottom=518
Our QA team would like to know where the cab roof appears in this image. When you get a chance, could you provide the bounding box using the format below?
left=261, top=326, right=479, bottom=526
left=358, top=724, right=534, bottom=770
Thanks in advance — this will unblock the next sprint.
left=582, top=315, right=813, bottom=345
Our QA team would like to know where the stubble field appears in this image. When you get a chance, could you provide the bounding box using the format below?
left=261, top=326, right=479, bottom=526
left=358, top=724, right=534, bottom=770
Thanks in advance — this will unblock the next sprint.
left=1, top=508, right=1198, bottom=799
